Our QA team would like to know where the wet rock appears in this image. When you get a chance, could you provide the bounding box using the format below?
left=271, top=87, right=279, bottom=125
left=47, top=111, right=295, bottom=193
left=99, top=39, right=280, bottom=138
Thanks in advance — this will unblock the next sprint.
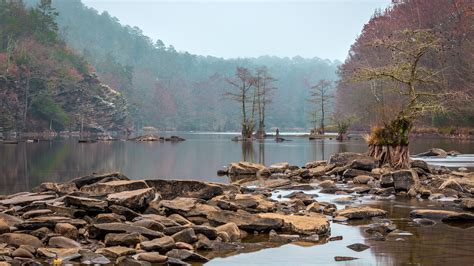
left=15, top=216, right=87, bottom=230
left=392, top=170, right=420, bottom=191
left=109, top=205, right=140, bottom=220
left=334, top=206, right=387, bottom=220
left=80, top=180, right=149, bottom=196
left=48, top=236, right=81, bottom=248
left=30, top=227, right=49, bottom=240
left=11, top=248, right=34, bottom=259
left=207, top=210, right=283, bottom=231
left=107, top=188, right=156, bottom=210
left=37, top=247, right=81, bottom=260
left=141, top=236, right=175, bottom=252
left=305, top=202, right=321, bottom=213
left=410, top=209, right=474, bottom=221
left=415, top=148, right=447, bottom=158
left=215, top=223, right=241, bottom=242
left=410, top=160, right=431, bottom=173
left=116, top=256, right=150, bottom=266
left=104, top=232, right=144, bottom=246
left=335, top=256, right=358, bottom=261
left=460, top=198, right=474, bottom=210
left=342, top=169, right=374, bottom=179
left=171, top=228, right=197, bottom=244
left=64, top=195, right=108, bottom=211
left=284, top=192, right=316, bottom=205
left=268, top=229, right=300, bottom=243
left=136, top=252, right=168, bottom=263
left=175, top=242, right=194, bottom=250
left=145, top=180, right=237, bottom=200
left=80, top=249, right=111, bottom=264
left=347, top=243, right=370, bottom=252
left=331, top=216, right=348, bottom=224
left=439, top=179, right=464, bottom=192
left=96, top=246, right=136, bottom=258
left=0, top=233, right=43, bottom=248
left=380, top=173, right=394, bottom=188
left=21, top=209, right=52, bottom=219
left=68, top=172, right=129, bottom=189
left=227, top=161, right=266, bottom=175
left=132, top=219, right=165, bottom=232
left=258, top=213, right=329, bottom=235
left=0, top=213, right=23, bottom=227
left=166, top=249, right=209, bottom=263
left=32, top=182, right=77, bottom=195
left=413, top=218, right=436, bottom=226
left=348, top=159, right=376, bottom=171
left=333, top=196, right=354, bottom=204
left=95, top=213, right=126, bottom=223
left=353, top=175, right=372, bottom=184
left=329, top=152, right=374, bottom=167
left=269, top=162, right=289, bottom=173
left=0, top=193, right=56, bottom=206
left=54, top=223, right=78, bottom=239
left=231, top=194, right=277, bottom=212
left=89, top=223, right=164, bottom=239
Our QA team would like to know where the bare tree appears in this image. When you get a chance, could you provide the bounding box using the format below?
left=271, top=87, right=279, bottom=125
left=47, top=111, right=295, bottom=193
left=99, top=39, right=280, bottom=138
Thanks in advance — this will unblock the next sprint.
left=352, top=29, right=466, bottom=168
left=225, top=67, right=256, bottom=139
left=254, top=67, right=276, bottom=139
left=308, top=79, right=333, bottom=134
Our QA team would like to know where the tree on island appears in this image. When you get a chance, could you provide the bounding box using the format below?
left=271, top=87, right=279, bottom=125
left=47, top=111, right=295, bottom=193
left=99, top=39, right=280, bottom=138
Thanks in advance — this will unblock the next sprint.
left=351, top=29, right=466, bottom=168
left=308, top=79, right=333, bottom=135
left=226, top=67, right=256, bottom=139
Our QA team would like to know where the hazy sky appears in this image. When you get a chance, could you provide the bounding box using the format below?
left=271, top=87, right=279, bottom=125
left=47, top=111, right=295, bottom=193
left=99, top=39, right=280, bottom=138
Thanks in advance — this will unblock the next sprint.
left=81, top=0, right=391, bottom=61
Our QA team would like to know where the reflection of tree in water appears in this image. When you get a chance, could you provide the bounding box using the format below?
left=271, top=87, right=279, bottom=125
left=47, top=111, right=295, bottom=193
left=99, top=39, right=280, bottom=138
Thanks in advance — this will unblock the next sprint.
left=241, top=141, right=255, bottom=162
left=241, top=140, right=265, bottom=165
left=0, top=139, right=121, bottom=194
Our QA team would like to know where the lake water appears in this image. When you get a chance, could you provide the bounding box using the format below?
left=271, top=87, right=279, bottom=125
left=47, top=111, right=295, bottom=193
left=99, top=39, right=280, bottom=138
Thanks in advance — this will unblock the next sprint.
left=1, top=132, right=474, bottom=265
left=0, top=132, right=473, bottom=195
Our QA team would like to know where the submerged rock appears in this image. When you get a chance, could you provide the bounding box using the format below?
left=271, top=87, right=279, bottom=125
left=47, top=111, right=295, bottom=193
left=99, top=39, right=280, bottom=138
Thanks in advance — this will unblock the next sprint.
left=347, top=243, right=370, bottom=252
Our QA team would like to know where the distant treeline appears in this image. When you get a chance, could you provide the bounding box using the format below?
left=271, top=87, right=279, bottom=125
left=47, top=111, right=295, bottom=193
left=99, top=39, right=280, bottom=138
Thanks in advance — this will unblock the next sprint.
left=49, top=0, right=339, bottom=131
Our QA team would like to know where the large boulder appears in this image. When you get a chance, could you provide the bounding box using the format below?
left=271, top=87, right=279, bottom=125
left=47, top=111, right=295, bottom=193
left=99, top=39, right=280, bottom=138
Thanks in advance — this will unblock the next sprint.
left=141, top=236, right=175, bottom=252
left=48, top=236, right=81, bottom=248
left=106, top=187, right=156, bottom=210
left=215, top=223, right=241, bottom=241
left=329, top=152, right=374, bottom=167
left=410, top=160, right=431, bottom=173
left=80, top=180, right=149, bottom=196
left=227, top=162, right=266, bottom=175
left=145, top=179, right=238, bottom=200
left=0, top=193, right=56, bottom=206
left=207, top=210, right=283, bottom=231
left=258, top=213, right=330, bottom=235
left=64, top=196, right=108, bottom=212
left=88, top=223, right=164, bottom=239
left=68, top=172, right=129, bottom=188
left=392, top=170, right=420, bottom=191
left=334, top=206, right=387, bottom=220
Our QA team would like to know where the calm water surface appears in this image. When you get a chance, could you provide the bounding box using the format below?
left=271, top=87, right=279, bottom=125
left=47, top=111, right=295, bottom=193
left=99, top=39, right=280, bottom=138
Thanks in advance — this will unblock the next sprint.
left=1, top=132, right=473, bottom=194
left=0, top=132, right=474, bottom=265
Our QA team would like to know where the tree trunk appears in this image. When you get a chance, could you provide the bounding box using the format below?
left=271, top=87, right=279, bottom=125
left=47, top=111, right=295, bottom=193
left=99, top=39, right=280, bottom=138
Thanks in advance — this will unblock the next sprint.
left=367, top=144, right=410, bottom=169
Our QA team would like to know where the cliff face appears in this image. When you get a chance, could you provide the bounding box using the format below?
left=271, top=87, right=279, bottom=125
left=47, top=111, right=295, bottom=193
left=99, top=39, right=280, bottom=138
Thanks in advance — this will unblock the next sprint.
left=0, top=74, right=129, bottom=133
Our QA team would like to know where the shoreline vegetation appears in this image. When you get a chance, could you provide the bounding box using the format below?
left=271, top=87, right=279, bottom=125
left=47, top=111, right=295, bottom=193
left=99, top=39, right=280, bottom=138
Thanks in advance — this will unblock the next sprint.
left=0, top=152, right=472, bottom=264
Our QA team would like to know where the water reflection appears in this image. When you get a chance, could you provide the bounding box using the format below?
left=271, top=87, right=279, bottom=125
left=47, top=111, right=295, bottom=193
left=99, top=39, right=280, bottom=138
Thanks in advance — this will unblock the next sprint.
left=0, top=133, right=473, bottom=195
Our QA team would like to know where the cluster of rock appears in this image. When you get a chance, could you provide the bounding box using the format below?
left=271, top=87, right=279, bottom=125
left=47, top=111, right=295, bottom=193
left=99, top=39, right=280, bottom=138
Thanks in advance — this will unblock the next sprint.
left=131, top=135, right=185, bottom=142
left=0, top=172, right=340, bottom=265
left=223, top=152, right=474, bottom=211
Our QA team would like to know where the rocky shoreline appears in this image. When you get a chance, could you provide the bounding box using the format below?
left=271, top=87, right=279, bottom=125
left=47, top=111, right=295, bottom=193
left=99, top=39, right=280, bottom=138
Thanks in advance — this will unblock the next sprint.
left=0, top=152, right=473, bottom=265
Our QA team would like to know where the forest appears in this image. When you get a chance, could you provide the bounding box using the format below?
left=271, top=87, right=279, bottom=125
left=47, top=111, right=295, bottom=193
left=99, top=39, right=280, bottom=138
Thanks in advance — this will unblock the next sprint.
left=0, top=0, right=472, bottom=134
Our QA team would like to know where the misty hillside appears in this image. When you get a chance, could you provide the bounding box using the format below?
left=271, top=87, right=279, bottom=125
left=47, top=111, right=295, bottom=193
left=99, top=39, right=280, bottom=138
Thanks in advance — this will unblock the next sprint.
left=51, top=0, right=340, bottom=131
left=0, top=0, right=128, bottom=133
